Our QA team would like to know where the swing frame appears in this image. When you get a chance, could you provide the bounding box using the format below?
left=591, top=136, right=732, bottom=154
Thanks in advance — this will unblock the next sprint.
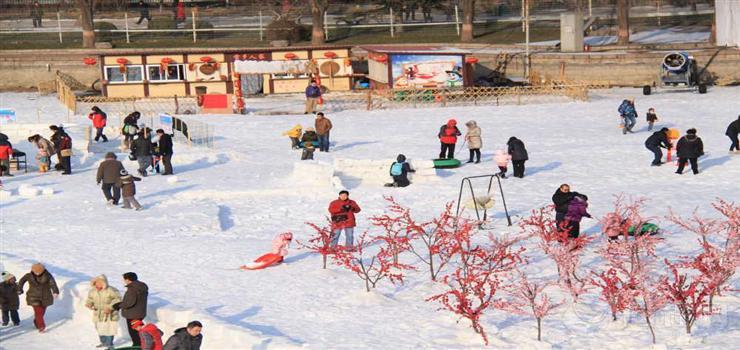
left=455, top=174, right=512, bottom=226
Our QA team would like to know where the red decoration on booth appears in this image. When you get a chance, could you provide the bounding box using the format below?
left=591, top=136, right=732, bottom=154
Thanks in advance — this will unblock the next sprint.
left=160, top=57, right=174, bottom=72
left=115, top=58, right=129, bottom=73
left=323, top=51, right=337, bottom=59
left=83, top=57, right=97, bottom=66
left=284, top=53, right=298, bottom=60
left=200, top=56, right=214, bottom=63
left=465, top=57, right=479, bottom=64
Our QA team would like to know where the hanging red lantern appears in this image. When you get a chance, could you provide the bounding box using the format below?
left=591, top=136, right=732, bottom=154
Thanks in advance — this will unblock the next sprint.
left=200, top=56, right=214, bottom=63
left=116, top=58, right=129, bottom=73
left=83, top=57, right=97, bottom=66
left=374, top=54, right=388, bottom=63
left=465, top=56, right=479, bottom=64
left=323, top=51, right=337, bottom=59
left=160, top=57, right=174, bottom=72
left=284, top=53, right=297, bottom=60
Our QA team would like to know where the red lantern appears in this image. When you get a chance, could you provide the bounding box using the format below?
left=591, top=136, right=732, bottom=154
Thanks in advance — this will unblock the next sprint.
left=465, top=56, right=479, bottom=64
left=115, top=58, right=129, bottom=73
left=374, top=54, right=387, bottom=63
left=284, top=53, right=297, bottom=60
left=83, top=57, right=97, bottom=66
left=160, top=57, right=174, bottom=72
left=200, top=56, right=214, bottom=63
left=323, top=51, right=337, bottom=59
left=115, top=58, right=129, bottom=65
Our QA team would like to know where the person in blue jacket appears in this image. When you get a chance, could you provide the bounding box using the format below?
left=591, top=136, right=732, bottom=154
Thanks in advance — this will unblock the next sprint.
left=385, top=154, right=415, bottom=187
left=618, top=98, right=638, bottom=134
left=304, top=80, right=322, bottom=114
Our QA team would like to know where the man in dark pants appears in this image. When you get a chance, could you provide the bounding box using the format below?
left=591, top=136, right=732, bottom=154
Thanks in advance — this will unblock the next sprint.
left=675, top=128, right=704, bottom=175
left=156, top=129, right=174, bottom=175
left=644, top=127, right=671, bottom=166
left=552, top=184, right=587, bottom=233
left=136, top=0, right=151, bottom=24
left=726, top=115, right=740, bottom=152
left=113, top=272, right=148, bottom=347
left=96, top=152, right=124, bottom=205
left=30, top=1, right=43, bottom=28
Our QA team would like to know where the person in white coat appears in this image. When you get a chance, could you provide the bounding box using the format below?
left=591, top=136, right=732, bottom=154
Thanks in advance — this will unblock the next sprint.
left=85, top=275, right=122, bottom=350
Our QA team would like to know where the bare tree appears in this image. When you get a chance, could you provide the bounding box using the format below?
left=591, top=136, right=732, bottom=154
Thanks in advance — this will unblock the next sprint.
left=310, top=0, right=328, bottom=45
left=78, top=0, right=95, bottom=48
left=617, top=0, right=629, bottom=45
left=461, top=0, right=475, bottom=42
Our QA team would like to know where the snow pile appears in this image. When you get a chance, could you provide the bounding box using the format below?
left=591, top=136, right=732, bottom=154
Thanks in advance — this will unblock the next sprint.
left=407, top=159, right=439, bottom=183
left=18, top=184, right=41, bottom=198
left=290, top=160, right=335, bottom=189
left=333, top=158, right=394, bottom=187
left=0, top=189, right=11, bottom=199
left=166, top=176, right=179, bottom=184
left=40, top=187, right=54, bottom=196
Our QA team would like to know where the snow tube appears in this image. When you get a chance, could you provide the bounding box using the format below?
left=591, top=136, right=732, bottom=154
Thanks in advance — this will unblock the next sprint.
left=241, top=253, right=284, bottom=270
left=433, top=158, right=461, bottom=169
left=299, top=141, right=316, bottom=148
left=628, top=222, right=660, bottom=236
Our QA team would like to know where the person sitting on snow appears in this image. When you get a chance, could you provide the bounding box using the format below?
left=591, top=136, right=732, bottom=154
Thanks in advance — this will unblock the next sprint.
left=300, top=127, right=318, bottom=160
left=603, top=212, right=661, bottom=241
left=240, top=233, right=293, bottom=270
left=385, top=154, right=415, bottom=188
left=282, top=124, right=303, bottom=149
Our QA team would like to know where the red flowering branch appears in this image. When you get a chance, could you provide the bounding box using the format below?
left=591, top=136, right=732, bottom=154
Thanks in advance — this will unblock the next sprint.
left=296, top=219, right=334, bottom=269
left=660, top=259, right=716, bottom=335
left=427, top=220, right=523, bottom=345
left=502, top=272, right=563, bottom=341
left=331, top=231, right=415, bottom=292
left=370, top=196, right=413, bottom=264
left=589, top=268, right=635, bottom=321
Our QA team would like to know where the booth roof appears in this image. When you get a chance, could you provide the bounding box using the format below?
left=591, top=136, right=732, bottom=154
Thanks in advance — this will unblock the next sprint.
left=360, top=45, right=470, bottom=55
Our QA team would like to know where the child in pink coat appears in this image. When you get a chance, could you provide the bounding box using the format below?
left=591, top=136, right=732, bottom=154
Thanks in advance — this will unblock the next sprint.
left=494, top=150, right=511, bottom=178
left=241, top=232, right=293, bottom=270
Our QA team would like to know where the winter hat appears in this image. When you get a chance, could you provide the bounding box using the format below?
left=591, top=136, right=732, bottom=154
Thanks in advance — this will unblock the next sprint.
left=447, top=119, right=457, bottom=126
left=31, top=263, right=45, bottom=275
left=338, top=190, right=349, bottom=196
left=129, top=320, right=144, bottom=328
left=1, top=271, right=15, bottom=282
left=660, top=127, right=669, bottom=132
left=397, top=154, right=406, bottom=163
left=316, top=112, right=324, bottom=117
left=465, top=120, right=477, bottom=127
left=120, top=169, right=128, bottom=176
left=105, top=152, right=117, bottom=160
left=686, top=128, right=697, bottom=135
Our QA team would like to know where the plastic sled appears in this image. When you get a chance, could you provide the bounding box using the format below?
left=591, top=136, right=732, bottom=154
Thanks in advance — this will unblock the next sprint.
left=241, top=253, right=284, bottom=270
left=433, top=158, right=461, bottom=169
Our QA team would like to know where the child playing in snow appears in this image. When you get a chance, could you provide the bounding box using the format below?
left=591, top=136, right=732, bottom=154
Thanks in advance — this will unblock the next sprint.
left=282, top=124, right=303, bottom=149
left=301, top=127, right=318, bottom=160
left=493, top=150, right=511, bottom=178
left=646, top=108, right=658, bottom=131
left=37, top=148, right=49, bottom=173
left=116, top=169, right=142, bottom=210
left=563, top=195, right=591, bottom=239
left=241, top=232, right=293, bottom=270
left=0, top=271, right=20, bottom=327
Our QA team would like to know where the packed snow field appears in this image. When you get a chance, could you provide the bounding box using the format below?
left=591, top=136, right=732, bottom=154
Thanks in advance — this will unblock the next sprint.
left=0, top=88, right=738, bottom=349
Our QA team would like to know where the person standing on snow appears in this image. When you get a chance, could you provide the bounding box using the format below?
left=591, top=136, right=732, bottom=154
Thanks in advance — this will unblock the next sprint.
left=113, top=272, right=149, bottom=347
left=726, top=115, right=740, bottom=152
left=156, top=129, right=174, bottom=175
left=57, top=129, right=73, bottom=175
left=28, top=134, right=55, bottom=171
left=300, top=127, right=318, bottom=160
left=305, top=80, right=322, bottom=114
left=131, top=129, right=153, bottom=176
left=618, top=98, right=638, bottom=134
left=18, top=263, right=59, bottom=333
left=644, top=127, right=671, bottom=166
left=386, top=154, right=415, bottom=187
left=130, top=319, right=163, bottom=350
left=315, top=112, right=333, bottom=152
left=438, top=119, right=461, bottom=159
left=646, top=107, right=658, bottom=132
left=328, top=190, right=361, bottom=248
left=97, top=152, right=125, bottom=205
left=464, top=120, right=482, bottom=164
left=675, top=128, right=704, bottom=175
left=163, top=320, right=203, bottom=350
left=117, top=169, right=143, bottom=210
left=493, top=150, right=511, bottom=178
left=0, top=271, right=21, bottom=327
left=122, top=112, right=141, bottom=150
left=507, top=136, right=528, bottom=178
left=88, top=106, right=109, bottom=143
left=85, top=275, right=122, bottom=350
left=552, top=184, right=587, bottom=232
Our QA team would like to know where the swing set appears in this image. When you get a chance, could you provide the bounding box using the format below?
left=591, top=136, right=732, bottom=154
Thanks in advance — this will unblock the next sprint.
left=455, top=174, right=512, bottom=227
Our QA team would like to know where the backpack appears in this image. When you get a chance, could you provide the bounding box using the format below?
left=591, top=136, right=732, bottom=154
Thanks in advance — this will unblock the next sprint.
left=390, top=162, right=403, bottom=176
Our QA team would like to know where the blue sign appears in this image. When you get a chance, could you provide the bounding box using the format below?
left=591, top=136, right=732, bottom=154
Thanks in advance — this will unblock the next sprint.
left=0, top=109, right=16, bottom=123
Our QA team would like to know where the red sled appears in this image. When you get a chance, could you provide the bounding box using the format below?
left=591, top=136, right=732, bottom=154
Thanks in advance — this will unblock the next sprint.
left=240, top=253, right=284, bottom=270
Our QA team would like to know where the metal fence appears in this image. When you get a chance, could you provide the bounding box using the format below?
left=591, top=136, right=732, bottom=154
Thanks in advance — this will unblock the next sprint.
left=1, top=0, right=715, bottom=49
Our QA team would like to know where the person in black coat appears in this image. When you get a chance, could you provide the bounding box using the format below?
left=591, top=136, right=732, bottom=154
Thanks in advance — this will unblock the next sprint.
left=113, top=272, right=149, bottom=347
left=552, top=184, right=587, bottom=231
left=726, top=115, right=740, bottom=152
left=507, top=137, right=528, bottom=178
left=0, top=272, right=20, bottom=326
left=131, top=130, right=153, bottom=176
left=49, top=125, right=65, bottom=170
left=675, top=128, right=704, bottom=175
left=156, top=129, right=174, bottom=175
left=122, top=112, right=141, bottom=149
left=644, top=127, right=671, bottom=166
left=386, top=154, right=415, bottom=187
left=163, top=320, right=203, bottom=350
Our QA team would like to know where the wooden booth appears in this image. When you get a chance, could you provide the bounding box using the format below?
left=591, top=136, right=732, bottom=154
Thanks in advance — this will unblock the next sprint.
left=363, top=46, right=474, bottom=90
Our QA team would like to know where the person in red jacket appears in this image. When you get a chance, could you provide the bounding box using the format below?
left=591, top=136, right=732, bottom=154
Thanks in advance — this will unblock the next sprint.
left=328, top=190, right=361, bottom=249
left=438, top=119, right=461, bottom=159
left=131, top=319, right=164, bottom=350
left=0, top=140, right=13, bottom=177
left=88, top=106, right=108, bottom=143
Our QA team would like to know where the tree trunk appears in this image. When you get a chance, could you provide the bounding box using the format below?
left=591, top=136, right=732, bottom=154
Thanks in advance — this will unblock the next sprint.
left=78, top=0, right=95, bottom=48
left=364, top=278, right=371, bottom=292
left=428, top=248, right=436, bottom=281
left=645, top=314, right=656, bottom=344
left=617, top=0, right=629, bottom=45
left=322, top=254, right=327, bottom=269
left=710, top=1, right=716, bottom=44
left=310, top=0, right=326, bottom=45
left=461, top=0, right=475, bottom=42
left=536, top=317, right=542, bottom=341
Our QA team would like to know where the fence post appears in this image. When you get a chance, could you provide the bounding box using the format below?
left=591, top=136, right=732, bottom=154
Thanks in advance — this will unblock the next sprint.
left=192, top=8, right=197, bottom=43
left=366, top=89, right=372, bottom=110
left=57, top=12, right=63, bottom=43
left=324, top=10, right=329, bottom=40
left=442, top=89, right=447, bottom=107
left=124, top=12, right=131, bottom=43
left=259, top=10, right=263, bottom=41
left=454, top=5, right=460, bottom=36
left=390, top=8, right=394, bottom=37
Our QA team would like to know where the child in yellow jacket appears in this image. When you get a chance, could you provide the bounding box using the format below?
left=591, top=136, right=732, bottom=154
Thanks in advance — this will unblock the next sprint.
left=282, top=124, right=303, bottom=149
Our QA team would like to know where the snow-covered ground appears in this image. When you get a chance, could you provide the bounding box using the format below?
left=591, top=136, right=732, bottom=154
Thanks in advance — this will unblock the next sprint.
left=0, top=87, right=738, bottom=349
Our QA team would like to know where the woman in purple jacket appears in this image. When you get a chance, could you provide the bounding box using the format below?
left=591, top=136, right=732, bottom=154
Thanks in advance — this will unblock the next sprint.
left=563, top=195, right=591, bottom=238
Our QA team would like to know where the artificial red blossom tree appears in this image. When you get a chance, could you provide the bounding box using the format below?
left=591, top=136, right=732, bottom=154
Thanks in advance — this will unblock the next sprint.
left=297, top=220, right=335, bottom=269
left=370, top=197, right=413, bottom=264
left=589, top=268, right=635, bottom=321
left=502, top=272, right=563, bottom=341
left=660, top=259, right=717, bottom=335
left=427, top=220, right=523, bottom=345
left=332, top=231, right=415, bottom=292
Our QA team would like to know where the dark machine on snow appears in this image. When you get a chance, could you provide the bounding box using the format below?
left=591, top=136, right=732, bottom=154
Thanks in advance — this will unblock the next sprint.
left=643, top=51, right=707, bottom=95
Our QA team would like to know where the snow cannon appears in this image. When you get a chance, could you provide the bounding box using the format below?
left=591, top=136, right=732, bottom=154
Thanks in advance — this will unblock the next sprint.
left=643, top=51, right=706, bottom=95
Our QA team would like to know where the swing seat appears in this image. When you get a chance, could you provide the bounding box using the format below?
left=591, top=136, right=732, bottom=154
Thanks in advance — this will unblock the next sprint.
left=464, top=195, right=495, bottom=209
